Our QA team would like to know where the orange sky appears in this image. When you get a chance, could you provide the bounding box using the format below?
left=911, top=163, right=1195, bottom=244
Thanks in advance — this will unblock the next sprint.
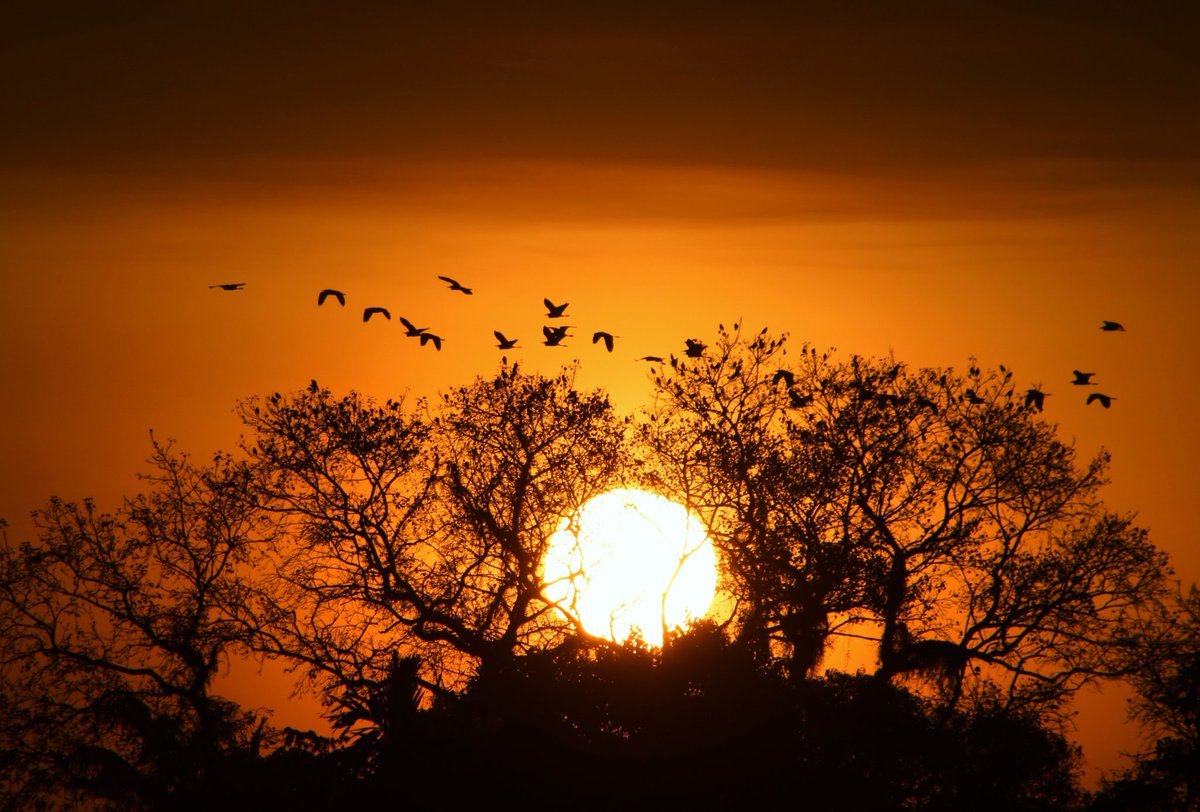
left=2, top=2, right=1198, bottom=784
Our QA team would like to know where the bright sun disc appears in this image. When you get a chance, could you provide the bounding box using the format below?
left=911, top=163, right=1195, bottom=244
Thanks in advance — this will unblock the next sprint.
left=541, top=489, right=718, bottom=647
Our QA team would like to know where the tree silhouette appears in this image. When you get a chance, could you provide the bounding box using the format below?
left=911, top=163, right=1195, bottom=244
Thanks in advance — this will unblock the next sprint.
left=643, top=324, right=1169, bottom=713
left=0, top=339, right=1178, bottom=809
left=1093, top=585, right=1200, bottom=810
left=0, top=442, right=273, bottom=809
left=236, top=362, right=627, bottom=742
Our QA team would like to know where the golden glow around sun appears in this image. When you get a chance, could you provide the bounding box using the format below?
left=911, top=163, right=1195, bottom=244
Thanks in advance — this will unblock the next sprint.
left=541, top=489, right=718, bottom=647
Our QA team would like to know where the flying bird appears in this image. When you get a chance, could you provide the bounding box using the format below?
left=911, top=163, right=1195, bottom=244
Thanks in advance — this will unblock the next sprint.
left=1086, top=393, right=1116, bottom=408
left=419, top=332, right=443, bottom=351
left=684, top=339, right=706, bottom=358
left=544, top=298, right=569, bottom=318
left=772, top=369, right=795, bottom=387
left=438, top=276, right=473, bottom=295
left=494, top=331, right=519, bottom=349
left=209, top=283, right=245, bottom=290
left=399, top=317, right=428, bottom=337
left=592, top=331, right=617, bottom=352
left=363, top=307, right=391, bottom=323
left=1071, top=370, right=1098, bottom=386
left=317, top=288, right=345, bottom=306
left=1024, top=388, right=1049, bottom=411
left=638, top=356, right=664, bottom=363
left=1100, top=320, right=1126, bottom=332
left=543, top=325, right=568, bottom=346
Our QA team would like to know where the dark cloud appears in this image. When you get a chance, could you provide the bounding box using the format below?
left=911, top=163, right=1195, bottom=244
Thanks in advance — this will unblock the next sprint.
left=3, top=2, right=1198, bottom=185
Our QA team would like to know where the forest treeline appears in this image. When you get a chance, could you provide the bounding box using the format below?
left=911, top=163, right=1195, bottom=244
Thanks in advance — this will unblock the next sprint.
left=1, top=326, right=1196, bottom=810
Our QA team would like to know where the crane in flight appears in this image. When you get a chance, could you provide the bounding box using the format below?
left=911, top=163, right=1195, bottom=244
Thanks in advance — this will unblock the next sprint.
left=592, top=331, right=617, bottom=352
left=317, top=289, right=345, bottom=306
left=543, top=325, right=570, bottom=347
left=438, top=276, right=473, bottom=295
left=399, top=317, right=428, bottom=337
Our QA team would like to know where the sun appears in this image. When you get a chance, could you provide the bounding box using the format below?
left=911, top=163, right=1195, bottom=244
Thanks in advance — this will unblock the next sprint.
left=541, top=488, right=718, bottom=647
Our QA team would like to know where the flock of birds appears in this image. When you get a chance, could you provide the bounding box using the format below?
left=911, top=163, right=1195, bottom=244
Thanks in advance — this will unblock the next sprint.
left=210, top=279, right=1124, bottom=413
left=209, top=276, right=677, bottom=359
left=1023, top=320, right=1125, bottom=411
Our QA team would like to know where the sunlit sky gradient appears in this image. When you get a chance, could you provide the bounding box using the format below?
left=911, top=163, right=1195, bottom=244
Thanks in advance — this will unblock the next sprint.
left=2, top=1, right=1198, bottom=784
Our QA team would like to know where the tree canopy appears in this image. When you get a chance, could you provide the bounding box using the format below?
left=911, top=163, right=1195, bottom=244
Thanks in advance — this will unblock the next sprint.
left=0, top=331, right=1187, bottom=810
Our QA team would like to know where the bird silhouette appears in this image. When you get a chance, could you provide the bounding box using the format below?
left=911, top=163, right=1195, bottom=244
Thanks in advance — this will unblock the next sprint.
left=543, top=325, right=568, bottom=347
left=1100, top=320, right=1126, bottom=332
left=592, top=331, right=617, bottom=352
left=772, top=369, right=795, bottom=387
left=438, top=276, right=473, bottom=295
left=494, top=331, right=519, bottom=349
left=399, top=317, right=428, bottom=337
left=363, top=307, right=391, bottom=323
left=788, top=390, right=814, bottom=408
left=544, top=298, right=569, bottom=318
left=209, top=283, right=245, bottom=290
left=638, top=355, right=664, bottom=363
left=963, top=389, right=986, bottom=405
left=1071, top=370, right=1098, bottom=386
left=419, top=332, right=443, bottom=351
left=317, top=289, right=345, bottom=306
left=1087, top=393, right=1115, bottom=408
left=684, top=339, right=706, bottom=358
left=1024, top=388, right=1049, bottom=411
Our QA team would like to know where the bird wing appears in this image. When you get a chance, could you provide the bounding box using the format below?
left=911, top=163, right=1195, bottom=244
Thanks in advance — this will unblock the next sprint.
left=438, top=276, right=457, bottom=286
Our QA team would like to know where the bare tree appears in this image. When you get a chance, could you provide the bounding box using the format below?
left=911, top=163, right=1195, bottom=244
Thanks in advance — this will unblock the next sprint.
left=0, top=441, right=273, bottom=809
left=237, top=364, right=628, bottom=738
left=643, top=324, right=1169, bottom=711
left=1110, top=584, right=1200, bottom=808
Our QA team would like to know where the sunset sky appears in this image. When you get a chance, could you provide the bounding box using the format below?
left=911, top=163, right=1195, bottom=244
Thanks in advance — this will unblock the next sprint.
left=2, top=2, right=1198, bottom=782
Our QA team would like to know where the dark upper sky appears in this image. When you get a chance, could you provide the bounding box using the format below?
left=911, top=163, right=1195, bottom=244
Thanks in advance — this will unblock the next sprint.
left=5, top=2, right=1198, bottom=187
